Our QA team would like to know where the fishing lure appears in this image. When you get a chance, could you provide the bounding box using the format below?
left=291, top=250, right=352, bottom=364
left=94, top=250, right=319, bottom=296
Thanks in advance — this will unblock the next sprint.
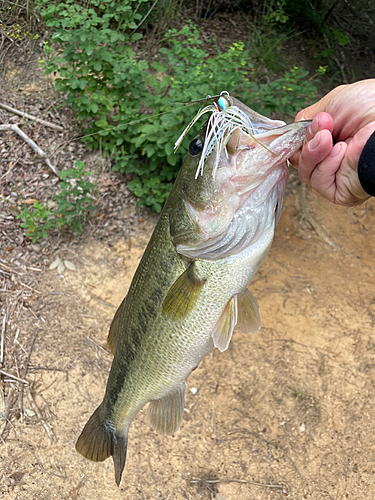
left=174, top=91, right=275, bottom=179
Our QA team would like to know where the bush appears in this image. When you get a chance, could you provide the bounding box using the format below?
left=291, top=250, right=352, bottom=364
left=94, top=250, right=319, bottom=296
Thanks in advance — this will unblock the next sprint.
left=36, top=0, right=319, bottom=211
left=18, top=161, right=95, bottom=242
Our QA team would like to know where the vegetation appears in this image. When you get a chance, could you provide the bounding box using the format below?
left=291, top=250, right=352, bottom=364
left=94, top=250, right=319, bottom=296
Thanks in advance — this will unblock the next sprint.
left=35, top=0, right=320, bottom=211
left=18, top=162, right=95, bottom=242
left=1, top=0, right=374, bottom=239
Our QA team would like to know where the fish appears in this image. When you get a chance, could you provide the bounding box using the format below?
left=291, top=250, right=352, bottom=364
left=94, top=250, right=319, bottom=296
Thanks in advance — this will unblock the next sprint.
left=75, top=92, right=310, bottom=486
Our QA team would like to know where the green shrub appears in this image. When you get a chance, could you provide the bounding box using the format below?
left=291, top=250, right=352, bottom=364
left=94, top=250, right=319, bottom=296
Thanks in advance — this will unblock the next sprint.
left=18, top=161, right=94, bottom=242
left=36, top=0, right=319, bottom=211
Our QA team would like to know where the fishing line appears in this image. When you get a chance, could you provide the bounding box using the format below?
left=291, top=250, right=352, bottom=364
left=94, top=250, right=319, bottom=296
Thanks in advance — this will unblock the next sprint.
left=75, top=96, right=220, bottom=142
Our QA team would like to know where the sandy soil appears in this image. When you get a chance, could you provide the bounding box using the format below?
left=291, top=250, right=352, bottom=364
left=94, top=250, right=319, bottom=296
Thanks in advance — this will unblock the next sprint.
left=2, top=178, right=375, bottom=500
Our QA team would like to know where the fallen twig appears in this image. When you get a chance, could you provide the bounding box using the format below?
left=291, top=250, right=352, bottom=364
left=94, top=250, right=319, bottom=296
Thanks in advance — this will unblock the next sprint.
left=190, top=476, right=286, bottom=493
left=0, top=369, right=28, bottom=384
left=86, top=336, right=110, bottom=354
left=43, top=291, right=84, bottom=310
left=0, top=102, right=65, bottom=131
left=26, top=388, right=57, bottom=442
left=0, top=158, right=20, bottom=182
left=299, top=183, right=336, bottom=248
left=0, top=386, right=16, bottom=438
left=0, top=312, right=5, bottom=366
left=0, top=124, right=61, bottom=179
left=20, top=331, right=38, bottom=418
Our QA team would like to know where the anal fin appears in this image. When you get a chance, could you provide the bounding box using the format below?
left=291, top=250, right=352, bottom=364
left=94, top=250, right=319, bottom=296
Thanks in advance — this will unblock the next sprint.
left=236, top=289, right=261, bottom=333
left=147, top=382, right=187, bottom=435
left=211, top=295, right=238, bottom=352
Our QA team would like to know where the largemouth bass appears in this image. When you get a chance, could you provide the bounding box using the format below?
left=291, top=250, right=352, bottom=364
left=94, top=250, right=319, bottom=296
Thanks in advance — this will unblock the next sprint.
left=76, top=92, right=309, bottom=485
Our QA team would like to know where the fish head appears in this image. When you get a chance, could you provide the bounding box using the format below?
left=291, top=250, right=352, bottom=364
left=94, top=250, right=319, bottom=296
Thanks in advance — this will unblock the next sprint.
left=174, top=94, right=310, bottom=247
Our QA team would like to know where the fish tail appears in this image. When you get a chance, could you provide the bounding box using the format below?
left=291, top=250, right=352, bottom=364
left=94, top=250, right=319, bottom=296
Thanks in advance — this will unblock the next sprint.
left=75, top=404, right=129, bottom=486
left=112, top=432, right=128, bottom=487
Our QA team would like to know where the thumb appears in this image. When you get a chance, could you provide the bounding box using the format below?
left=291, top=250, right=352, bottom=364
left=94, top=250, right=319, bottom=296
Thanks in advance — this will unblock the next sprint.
left=295, top=99, right=330, bottom=121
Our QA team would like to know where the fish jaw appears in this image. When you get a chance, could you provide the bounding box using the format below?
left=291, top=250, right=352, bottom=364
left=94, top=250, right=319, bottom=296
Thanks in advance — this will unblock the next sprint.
left=184, top=120, right=310, bottom=250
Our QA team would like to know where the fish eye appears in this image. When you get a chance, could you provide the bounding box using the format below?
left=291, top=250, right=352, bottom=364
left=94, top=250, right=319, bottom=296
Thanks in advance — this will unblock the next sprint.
left=189, top=138, right=203, bottom=157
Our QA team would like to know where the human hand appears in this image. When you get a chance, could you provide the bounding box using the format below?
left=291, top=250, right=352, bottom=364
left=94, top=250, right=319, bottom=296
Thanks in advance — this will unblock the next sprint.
left=289, top=79, right=375, bottom=206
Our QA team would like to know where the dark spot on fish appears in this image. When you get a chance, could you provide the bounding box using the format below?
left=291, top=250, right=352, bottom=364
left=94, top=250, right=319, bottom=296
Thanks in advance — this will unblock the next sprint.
left=153, top=288, right=163, bottom=303
left=107, top=349, right=135, bottom=404
left=161, top=260, right=169, bottom=271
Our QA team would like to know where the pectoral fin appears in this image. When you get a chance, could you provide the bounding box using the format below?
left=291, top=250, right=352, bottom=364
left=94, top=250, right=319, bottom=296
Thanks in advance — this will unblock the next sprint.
left=236, top=289, right=261, bottom=333
left=211, top=295, right=238, bottom=352
left=147, top=382, right=187, bottom=435
left=107, top=295, right=127, bottom=354
left=162, top=265, right=206, bottom=321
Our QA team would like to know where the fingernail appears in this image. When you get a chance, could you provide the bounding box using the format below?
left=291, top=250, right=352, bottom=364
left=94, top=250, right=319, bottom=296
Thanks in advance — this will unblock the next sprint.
left=310, top=117, right=319, bottom=135
left=309, top=132, right=321, bottom=150
left=329, top=143, right=342, bottom=157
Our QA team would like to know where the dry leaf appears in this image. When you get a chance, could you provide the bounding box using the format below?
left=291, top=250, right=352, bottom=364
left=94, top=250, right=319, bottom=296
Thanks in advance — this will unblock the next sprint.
left=57, top=261, right=65, bottom=274
left=64, top=260, right=76, bottom=271
left=49, top=257, right=61, bottom=270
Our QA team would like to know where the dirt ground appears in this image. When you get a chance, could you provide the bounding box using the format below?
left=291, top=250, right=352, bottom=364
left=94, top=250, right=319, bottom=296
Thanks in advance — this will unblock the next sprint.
left=1, top=173, right=375, bottom=499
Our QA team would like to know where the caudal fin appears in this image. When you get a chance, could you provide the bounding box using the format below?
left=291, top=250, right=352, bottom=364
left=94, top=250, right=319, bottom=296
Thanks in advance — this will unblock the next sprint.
left=75, top=405, right=129, bottom=486
left=113, top=434, right=128, bottom=486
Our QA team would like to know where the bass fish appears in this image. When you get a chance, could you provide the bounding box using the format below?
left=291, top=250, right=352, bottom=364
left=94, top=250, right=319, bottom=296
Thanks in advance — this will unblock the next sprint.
left=76, top=92, right=309, bottom=485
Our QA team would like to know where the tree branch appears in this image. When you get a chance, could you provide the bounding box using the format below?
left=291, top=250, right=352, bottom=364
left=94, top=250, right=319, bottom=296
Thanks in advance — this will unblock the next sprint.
left=0, top=124, right=61, bottom=179
left=0, top=102, right=65, bottom=131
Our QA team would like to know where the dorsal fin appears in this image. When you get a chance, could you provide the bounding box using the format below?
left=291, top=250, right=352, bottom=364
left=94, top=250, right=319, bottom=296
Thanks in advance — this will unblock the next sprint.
left=107, top=295, right=127, bottom=354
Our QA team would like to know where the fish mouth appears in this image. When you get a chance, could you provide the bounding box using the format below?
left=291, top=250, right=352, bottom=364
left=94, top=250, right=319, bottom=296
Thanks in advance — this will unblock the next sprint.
left=200, top=95, right=310, bottom=178
left=226, top=120, right=312, bottom=165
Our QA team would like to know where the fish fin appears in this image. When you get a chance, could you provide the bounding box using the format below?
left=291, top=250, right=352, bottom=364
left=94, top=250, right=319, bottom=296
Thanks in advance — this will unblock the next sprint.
left=75, top=404, right=129, bottom=487
left=113, top=432, right=128, bottom=487
left=75, top=404, right=114, bottom=462
left=236, top=289, right=261, bottom=333
left=162, top=265, right=206, bottom=321
left=147, top=382, right=187, bottom=435
left=107, top=295, right=127, bottom=354
left=211, top=295, right=238, bottom=352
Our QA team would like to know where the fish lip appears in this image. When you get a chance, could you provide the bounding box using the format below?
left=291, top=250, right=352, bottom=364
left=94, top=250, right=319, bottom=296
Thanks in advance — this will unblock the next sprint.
left=242, top=119, right=312, bottom=141
left=225, top=120, right=311, bottom=164
left=223, top=119, right=311, bottom=176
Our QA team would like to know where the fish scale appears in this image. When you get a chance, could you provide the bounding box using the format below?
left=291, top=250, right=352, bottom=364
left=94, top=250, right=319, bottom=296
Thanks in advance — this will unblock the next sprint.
left=75, top=93, right=310, bottom=486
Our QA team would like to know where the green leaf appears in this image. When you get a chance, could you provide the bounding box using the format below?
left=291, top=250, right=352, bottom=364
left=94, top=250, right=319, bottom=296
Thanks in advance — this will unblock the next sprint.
left=95, top=119, right=108, bottom=128
left=167, top=154, right=177, bottom=166
left=85, top=44, right=95, bottom=56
